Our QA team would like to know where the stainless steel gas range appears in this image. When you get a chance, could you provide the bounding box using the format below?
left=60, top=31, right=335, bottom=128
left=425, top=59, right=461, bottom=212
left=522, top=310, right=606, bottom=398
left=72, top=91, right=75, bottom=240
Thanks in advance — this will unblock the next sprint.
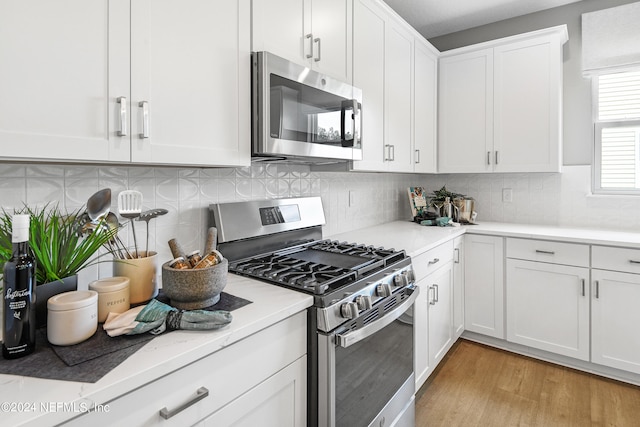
left=210, top=197, right=418, bottom=427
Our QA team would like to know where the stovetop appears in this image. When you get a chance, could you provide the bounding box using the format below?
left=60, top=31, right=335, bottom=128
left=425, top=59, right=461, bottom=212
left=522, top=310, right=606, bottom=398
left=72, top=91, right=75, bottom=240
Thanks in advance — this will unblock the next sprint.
left=228, top=239, right=407, bottom=297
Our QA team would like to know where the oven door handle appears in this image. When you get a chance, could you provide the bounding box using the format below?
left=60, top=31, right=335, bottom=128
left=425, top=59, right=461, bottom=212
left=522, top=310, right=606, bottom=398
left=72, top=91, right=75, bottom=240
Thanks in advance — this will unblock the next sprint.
left=335, top=286, right=420, bottom=348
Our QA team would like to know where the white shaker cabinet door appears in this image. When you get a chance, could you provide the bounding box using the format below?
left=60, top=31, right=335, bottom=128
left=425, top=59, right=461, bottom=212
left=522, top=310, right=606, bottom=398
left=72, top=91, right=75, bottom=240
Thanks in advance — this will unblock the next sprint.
left=592, top=269, right=640, bottom=375
left=309, top=0, right=353, bottom=84
left=493, top=36, right=562, bottom=172
left=464, top=234, right=504, bottom=339
left=428, top=262, right=454, bottom=368
left=439, top=49, right=493, bottom=173
left=506, top=259, right=590, bottom=361
left=251, top=0, right=307, bottom=67
left=413, top=38, right=438, bottom=174
left=130, top=0, right=250, bottom=166
left=351, top=0, right=386, bottom=171
left=0, top=0, right=130, bottom=162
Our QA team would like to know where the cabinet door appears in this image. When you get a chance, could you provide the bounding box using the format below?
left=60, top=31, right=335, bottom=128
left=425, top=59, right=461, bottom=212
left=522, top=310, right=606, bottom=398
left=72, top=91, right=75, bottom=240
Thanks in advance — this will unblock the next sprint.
left=251, top=0, right=307, bottom=67
left=130, top=0, right=250, bottom=166
left=493, top=36, right=562, bottom=172
left=351, top=0, right=386, bottom=171
left=414, top=279, right=430, bottom=390
left=413, top=38, right=438, bottom=174
left=384, top=21, right=413, bottom=173
left=0, top=0, right=130, bottom=162
left=201, top=356, right=307, bottom=427
left=428, top=263, right=453, bottom=368
left=506, top=259, right=589, bottom=360
left=439, top=49, right=493, bottom=173
left=310, top=0, right=353, bottom=83
left=592, top=270, right=640, bottom=374
left=464, top=234, right=504, bottom=338
left=452, top=236, right=465, bottom=338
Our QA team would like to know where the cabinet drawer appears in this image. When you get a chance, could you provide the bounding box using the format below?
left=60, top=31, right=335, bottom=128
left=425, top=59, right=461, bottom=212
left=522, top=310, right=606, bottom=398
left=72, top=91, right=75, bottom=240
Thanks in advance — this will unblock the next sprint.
left=65, top=312, right=306, bottom=426
left=592, top=245, right=640, bottom=274
left=506, top=238, right=589, bottom=267
left=412, top=240, right=454, bottom=282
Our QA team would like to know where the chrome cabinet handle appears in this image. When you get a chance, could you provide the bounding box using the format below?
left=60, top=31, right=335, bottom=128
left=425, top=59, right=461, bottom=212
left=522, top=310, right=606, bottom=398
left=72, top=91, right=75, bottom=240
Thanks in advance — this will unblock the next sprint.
left=117, top=96, right=127, bottom=136
left=429, top=286, right=436, bottom=305
left=629, top=260, right=640, bottom=264
left=434, top=284, right=439, bottom=303
left=159, top=386, right=209, bottom=419
left=581, top=279, right=585, bottom=297
left=314, top=37, right=321, bottom=62
left=306, top=33, right=313, bottom=59
left=495, top=150, right=499, bottom=165
left=454, top=248, right=460, bottom=264
left=428, top=257, right=440, bottom=265
left=389, top=144, right=395, bottom=161
left=595, top=280, right=600, bottom=299
left=415, top=149, right=420, bottom=164
left=487, top=151, right=491, bottom=165
left=535, top=250, right=555, bottom=255
left=139, top=101, right=149, bottom=139
left=384, top=144, right=390, bottom=161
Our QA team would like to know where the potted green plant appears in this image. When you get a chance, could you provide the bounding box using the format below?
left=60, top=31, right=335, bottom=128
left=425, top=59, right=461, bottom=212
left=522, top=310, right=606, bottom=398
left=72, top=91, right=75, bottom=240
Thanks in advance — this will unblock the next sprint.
left=0, top=204, right=117, bottom=326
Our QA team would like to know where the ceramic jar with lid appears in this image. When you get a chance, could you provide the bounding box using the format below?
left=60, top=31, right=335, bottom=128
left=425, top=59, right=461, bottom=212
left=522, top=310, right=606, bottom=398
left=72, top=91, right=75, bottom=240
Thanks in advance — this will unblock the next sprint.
left=88, top=276, right=130, bottom=323
left=47, top=290, right=98, bottom=346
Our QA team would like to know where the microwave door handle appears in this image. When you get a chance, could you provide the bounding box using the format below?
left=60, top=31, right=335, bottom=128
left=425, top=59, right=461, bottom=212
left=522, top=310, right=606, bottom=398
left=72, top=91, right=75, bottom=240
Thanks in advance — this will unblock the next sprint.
left=335, top=286, right=420, bottom=348
left=340, top=99, right=358, bottom=147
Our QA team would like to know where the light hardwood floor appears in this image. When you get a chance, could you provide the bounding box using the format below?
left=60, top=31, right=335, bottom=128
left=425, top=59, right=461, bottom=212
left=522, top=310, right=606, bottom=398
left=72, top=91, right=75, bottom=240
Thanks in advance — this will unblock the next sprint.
left=416, top=340, right=640, bottom=426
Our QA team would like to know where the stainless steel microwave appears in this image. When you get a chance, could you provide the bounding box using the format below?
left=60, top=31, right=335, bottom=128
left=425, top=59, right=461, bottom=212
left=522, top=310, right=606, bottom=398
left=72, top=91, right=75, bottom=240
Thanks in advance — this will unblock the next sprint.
left=252, top=51, right=362, bottom=162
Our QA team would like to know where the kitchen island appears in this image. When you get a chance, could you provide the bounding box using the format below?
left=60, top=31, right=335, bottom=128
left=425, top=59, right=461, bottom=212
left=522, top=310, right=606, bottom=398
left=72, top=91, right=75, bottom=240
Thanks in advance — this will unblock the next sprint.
left=0, top=275, right=313, bottom=426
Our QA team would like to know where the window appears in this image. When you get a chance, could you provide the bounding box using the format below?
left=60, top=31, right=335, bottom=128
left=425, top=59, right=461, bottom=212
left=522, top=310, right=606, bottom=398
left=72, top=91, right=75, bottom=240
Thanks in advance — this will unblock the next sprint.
left=594, top=70, right=640, bottom=194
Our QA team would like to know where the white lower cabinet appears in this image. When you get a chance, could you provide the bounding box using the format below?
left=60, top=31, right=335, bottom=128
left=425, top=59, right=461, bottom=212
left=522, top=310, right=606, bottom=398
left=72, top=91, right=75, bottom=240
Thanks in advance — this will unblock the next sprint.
left=452, top=236, right=464, bottom=338
left=414, top=241, right=455, bottom=390
left=464, top=234, right=504, bottom=339
left=64, top=312, right=306, bottom=426
left=506, top=259, right=589, bottom=360
left=591, top=246, right=640, bottom=375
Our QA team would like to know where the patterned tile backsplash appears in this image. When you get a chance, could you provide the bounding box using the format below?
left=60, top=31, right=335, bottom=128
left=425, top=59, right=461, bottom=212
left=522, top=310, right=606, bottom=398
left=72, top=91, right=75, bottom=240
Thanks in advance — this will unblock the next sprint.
left=0, top=163, right=635, bottom=288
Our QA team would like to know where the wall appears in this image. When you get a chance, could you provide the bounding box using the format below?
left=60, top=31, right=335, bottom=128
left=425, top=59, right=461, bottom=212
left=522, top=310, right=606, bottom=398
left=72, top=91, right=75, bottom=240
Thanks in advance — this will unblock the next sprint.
left=0, top=163, right=415, bottom=288
left=428, top=0, right=639, bottom=166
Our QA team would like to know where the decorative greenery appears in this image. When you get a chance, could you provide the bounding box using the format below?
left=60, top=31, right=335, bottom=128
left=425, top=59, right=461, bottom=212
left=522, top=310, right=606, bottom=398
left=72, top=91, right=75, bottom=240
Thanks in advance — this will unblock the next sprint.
left=0, top=204, right=116, bottom=285
left=429, top=186, right=468, bottom=204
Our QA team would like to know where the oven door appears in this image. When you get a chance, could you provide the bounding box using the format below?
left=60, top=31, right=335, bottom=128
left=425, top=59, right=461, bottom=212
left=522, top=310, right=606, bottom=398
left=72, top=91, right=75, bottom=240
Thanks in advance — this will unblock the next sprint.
left=317, top=286, right=419, bottom=427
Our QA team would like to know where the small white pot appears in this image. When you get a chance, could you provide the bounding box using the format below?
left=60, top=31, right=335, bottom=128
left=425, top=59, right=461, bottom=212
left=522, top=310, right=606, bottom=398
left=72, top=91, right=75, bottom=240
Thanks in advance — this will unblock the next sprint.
left=47, top=290, right=98, bottom=346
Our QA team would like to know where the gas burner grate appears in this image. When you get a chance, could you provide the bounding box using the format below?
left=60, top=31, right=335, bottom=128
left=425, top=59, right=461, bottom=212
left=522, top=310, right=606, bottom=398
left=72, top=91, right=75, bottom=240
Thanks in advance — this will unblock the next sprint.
left=308, top=240, right=406, bottom=266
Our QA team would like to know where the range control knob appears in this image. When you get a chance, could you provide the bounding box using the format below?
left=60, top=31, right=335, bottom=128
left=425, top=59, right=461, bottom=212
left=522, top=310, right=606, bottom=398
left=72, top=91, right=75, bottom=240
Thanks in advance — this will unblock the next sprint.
left=340, top=302, right=359, bottom=320
left=376, top=283, right=393, bottom=298
left=355, top=295, right=373, bottom=311
left=406, top=268, right=416, bottom=283
left=393, top=272, right=409, bottom=288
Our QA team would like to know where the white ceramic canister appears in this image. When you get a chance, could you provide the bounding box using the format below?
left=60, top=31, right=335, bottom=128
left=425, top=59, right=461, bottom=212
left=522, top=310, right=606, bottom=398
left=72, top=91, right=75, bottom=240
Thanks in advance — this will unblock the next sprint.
left=47, top=290, right=98, bottom=346
left=88, top=276, right=130, bottom=323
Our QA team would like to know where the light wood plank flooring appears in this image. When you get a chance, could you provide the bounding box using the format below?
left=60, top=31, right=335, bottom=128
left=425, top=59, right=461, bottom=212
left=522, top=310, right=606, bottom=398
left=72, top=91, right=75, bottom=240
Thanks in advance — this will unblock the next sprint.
left=416, top=340, right=640, bottom=426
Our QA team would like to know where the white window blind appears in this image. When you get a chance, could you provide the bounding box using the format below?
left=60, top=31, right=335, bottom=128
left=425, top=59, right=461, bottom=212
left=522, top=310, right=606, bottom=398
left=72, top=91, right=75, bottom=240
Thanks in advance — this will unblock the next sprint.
left=595, top=70, right=640, bottom=193
left=582, top=2, right=640, bottom=76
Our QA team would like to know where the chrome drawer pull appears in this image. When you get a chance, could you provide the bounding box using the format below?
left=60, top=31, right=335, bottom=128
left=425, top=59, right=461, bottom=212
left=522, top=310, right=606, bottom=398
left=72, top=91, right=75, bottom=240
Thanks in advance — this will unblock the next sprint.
left=428, top=258, right=440, bottom=265
left=159, top=386, right=209, bottom=419
left=629, top=260, right=640, bottom=264
left=581, top=279, right=585, bottom=297
left=535, top=250, right=555, bottom=255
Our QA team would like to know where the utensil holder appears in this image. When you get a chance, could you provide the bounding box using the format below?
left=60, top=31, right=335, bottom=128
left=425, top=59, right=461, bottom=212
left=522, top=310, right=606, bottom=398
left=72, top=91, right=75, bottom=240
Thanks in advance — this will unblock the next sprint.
left=112, top=251, right=158, bottom=304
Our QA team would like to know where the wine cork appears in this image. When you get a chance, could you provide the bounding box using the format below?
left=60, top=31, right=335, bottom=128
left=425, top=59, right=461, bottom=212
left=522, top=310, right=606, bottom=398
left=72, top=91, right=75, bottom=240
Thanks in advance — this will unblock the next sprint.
left=204, top=227, right=218, bottom=254
left=168, top=238, right=186, bottom=260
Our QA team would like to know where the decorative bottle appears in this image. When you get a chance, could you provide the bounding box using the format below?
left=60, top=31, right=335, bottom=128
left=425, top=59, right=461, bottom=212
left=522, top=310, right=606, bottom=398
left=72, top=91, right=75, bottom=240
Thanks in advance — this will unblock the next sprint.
left=2, top=214, right=36, bottom=359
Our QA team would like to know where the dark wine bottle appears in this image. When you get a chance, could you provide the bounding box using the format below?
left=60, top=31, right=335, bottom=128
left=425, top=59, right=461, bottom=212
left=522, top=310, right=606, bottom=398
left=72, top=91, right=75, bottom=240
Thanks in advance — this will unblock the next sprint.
left=2, top=214, right=36, bottom=359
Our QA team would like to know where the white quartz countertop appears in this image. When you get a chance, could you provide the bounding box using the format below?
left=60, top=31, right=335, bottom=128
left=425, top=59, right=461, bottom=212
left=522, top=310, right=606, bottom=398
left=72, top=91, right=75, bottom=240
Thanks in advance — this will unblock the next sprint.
left=0, top=275, right=313, bottom=427
left=329, top=220, right=640, bottom=256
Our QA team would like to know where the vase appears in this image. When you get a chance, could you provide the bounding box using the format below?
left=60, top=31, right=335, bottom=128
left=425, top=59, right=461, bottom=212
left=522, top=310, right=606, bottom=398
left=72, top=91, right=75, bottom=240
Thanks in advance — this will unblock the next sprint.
left=35, top=275, right=78, bottom=328
left=113, top=251, right=158, bottom=305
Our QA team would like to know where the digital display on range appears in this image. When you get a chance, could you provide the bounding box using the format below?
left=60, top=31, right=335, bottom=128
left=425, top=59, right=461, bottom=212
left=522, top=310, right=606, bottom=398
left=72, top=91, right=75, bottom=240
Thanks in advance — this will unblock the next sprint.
left=259, top=204, right=301, bottom=225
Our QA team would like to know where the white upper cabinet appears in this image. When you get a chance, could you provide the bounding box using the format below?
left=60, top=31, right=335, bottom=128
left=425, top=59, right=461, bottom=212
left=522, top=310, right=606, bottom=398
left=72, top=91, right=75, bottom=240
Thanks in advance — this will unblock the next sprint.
left=0, top=0, right=130, bottom=163
left=413, top=38, right=439, bottom=174
left=0, top=0, right=250, bottom=167
left=439, top=26, right=567, bottom=173
left=352, top=0, right=430, bottom=173
left=251, top=0, right=353, bottom=84
left=130, top=0, right=251, bottom=166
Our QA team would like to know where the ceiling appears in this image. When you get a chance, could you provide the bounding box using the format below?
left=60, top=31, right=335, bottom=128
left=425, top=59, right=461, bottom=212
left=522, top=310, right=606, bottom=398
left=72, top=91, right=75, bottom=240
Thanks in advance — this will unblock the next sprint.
left=383, top=0, right=584, bottom=38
